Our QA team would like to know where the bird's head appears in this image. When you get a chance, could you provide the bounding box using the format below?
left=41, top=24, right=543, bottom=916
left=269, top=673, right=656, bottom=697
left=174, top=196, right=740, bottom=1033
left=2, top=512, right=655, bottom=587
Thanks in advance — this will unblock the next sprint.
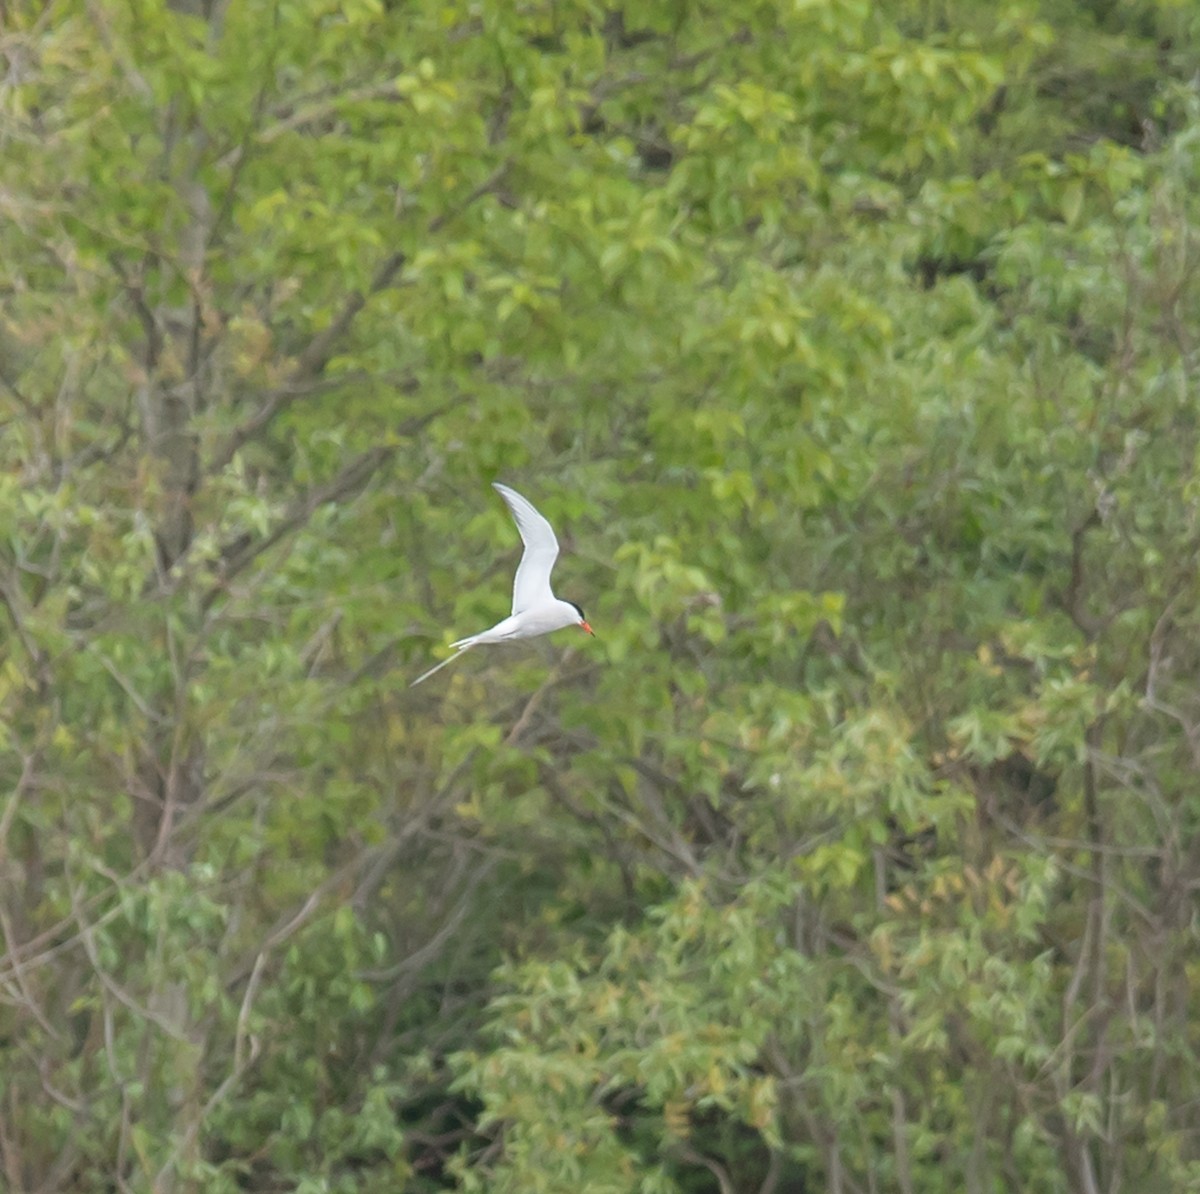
left=569, top=601, right=595, bottom=636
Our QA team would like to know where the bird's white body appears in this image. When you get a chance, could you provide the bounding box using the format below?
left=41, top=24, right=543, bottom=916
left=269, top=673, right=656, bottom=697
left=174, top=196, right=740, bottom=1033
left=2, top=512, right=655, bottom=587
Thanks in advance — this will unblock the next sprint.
left=452, top=599, right=585, bottom=648
left=411, top=483, right=593, bottom=686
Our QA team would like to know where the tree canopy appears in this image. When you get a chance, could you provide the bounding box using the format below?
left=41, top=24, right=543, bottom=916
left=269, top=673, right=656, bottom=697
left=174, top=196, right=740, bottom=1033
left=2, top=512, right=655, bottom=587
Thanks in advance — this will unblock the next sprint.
left=2, top=0, right=1200, bottom=1190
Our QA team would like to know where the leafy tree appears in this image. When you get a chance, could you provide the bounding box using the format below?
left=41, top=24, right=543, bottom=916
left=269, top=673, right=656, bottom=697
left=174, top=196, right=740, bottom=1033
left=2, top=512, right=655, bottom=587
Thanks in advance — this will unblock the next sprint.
left=1, top=0, right=1199, bottom=1190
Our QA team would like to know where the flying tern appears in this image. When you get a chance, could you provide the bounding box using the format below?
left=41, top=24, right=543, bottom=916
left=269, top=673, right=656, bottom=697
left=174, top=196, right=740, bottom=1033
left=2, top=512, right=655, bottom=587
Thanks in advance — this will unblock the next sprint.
left=411, top=482, right=594, bottom=686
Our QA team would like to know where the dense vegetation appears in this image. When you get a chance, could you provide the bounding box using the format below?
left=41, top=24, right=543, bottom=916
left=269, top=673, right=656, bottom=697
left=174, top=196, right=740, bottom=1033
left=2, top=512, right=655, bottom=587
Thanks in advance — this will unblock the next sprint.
left=2, top=0, right=1199, bottom=1189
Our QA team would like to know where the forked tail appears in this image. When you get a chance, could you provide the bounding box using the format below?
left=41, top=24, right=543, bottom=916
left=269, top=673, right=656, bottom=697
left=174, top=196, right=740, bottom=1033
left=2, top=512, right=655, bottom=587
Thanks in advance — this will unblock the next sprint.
left=410, top=640, right=477, bottom=687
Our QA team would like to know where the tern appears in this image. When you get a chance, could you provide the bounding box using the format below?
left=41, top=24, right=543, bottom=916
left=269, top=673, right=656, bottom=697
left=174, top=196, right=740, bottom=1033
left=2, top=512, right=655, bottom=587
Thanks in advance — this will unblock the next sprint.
left=411, top=482, right=594, bottom=686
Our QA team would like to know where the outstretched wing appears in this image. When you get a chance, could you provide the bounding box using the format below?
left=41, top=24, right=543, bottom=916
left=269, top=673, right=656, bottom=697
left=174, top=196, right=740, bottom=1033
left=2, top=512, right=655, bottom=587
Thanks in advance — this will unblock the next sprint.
left=492, top=483, right=560, bottom=614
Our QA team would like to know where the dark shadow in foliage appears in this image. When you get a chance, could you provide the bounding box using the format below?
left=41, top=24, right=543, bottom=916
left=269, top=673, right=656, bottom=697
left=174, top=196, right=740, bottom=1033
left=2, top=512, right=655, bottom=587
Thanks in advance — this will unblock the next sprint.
left=605, top=1083, right=807, bottom=1194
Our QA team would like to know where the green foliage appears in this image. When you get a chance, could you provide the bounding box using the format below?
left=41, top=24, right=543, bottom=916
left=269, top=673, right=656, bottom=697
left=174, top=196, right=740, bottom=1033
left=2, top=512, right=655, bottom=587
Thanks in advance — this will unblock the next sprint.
left=2, top=0, right=1200, bottom=1190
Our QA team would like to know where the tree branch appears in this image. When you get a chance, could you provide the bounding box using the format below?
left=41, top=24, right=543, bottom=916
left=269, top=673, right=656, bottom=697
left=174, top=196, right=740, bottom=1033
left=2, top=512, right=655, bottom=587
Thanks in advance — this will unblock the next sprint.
left=209, top=158, right=510, bottom=474
left=204, top=395, right=467, bottom=606
left=203, top=444, right=389, bottom=608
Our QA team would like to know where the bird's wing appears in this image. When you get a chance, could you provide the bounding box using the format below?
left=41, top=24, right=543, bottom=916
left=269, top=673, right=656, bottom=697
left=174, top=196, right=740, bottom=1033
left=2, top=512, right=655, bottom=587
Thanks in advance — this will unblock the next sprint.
left=492, top=483, right=560, bottom=614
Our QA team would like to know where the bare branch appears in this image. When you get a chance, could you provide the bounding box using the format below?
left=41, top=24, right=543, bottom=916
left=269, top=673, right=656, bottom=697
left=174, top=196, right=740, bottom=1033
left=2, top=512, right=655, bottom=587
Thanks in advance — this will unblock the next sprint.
left=672, top=1144, right=735, bottom=1194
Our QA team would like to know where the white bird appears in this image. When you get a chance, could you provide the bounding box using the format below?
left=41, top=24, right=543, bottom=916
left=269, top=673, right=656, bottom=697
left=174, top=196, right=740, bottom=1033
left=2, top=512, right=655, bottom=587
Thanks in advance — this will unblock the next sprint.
left=411, top=482, right=595, bottom=686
